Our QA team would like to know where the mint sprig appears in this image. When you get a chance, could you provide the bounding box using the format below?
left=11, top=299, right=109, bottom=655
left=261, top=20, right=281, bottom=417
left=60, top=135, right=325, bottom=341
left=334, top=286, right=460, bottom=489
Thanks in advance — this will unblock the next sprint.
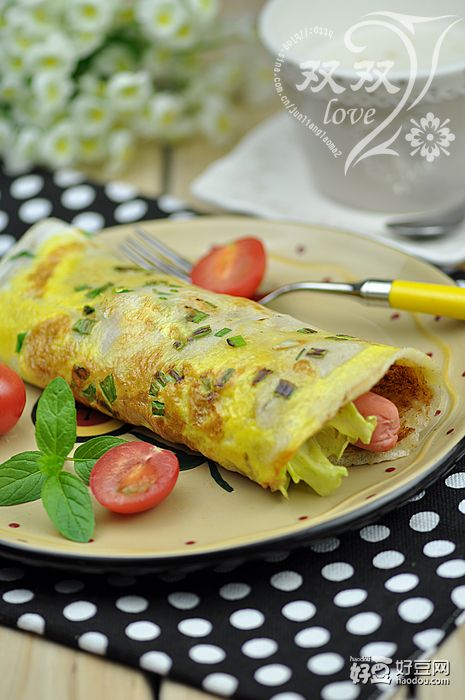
left=0, top=377, right=126, bottom=542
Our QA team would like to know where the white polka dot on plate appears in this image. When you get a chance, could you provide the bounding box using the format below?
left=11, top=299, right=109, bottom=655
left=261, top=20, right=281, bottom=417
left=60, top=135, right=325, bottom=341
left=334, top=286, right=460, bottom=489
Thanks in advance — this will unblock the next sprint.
left=263, top=551, right=290, bottom=563
left=413, top=628, right=445, bottom=651
left=105, top=181, right=138, bottom=202
left=0, top=234, right=15, bottom=254
left=114, top=199, right=148, bottom=223
left=202, top=673, right=238, bottom=696
left=116, top=595, right=148, bottom=613
left=455, top=610, right=465, bottom=626
left=229, top=608, right=264, bottom=630
left=158, top=194, right=187, bottom=212
left=445, top=472, right=465, bottom=489
left=71, top=212, right=105, bottom=233
left=333, top=589, right=367, bottom=607
left=294, top=627, right=330, bottom=648
left=384, top=573, right=419, bottom=593
left=54, top=579, right=85, bottom=594
left=140, top=651, right=172, bottom=674
left=189, top=644, right=226, bottom=664
left=408, top=490, right=425, bottom=502
left=0, top=212, right=8, bottom=233
left=219, top=583, right=251, bottom=601
left=359, top=525, right=390, bottom=542
left=360, top=641, right=397, bottom=658
left=54, top=169, right=85, bottom=187
left=168, top=592, right=199, bottom=609
left=321, top=562, right=354, bottom=582
left=78, top=631, right=108, bottom=655
left=397, top=597, right=434, bottom=623
left=10, top=174, right=44, bottom=199
left=436, top=559, right=465, bottom=578
left=451, top=585, right=465, bottom=608
left=308, top=537, right=340, bottom=553
left=254, top=664, right=292, bottom=686
left=2, top=589, right=34, bottom=604
left=321, top=681, right=360, bottom=699
left=271, top=693, right=305, bottom=700
left=270, top=571, right=303, bottom=592
left=63, top=601, right=96, bottom=622
left=17, top=613, right=45, bottom=635
left=459, top=500, right=465, bottom=515
left=18, top=198, right=52, bottom=223
left=281, top=600, right=316, bottom=622
left=178, top=618, right=212, bottom=638
left=212, top=559, right=243, bottom=574
left=307, top=653, right=344, bottom=675
left=409, top=511, right=440, bottom=532
left=125, top=621, right=160, bottom=641
left=168, top=211, right=196, bottom=221
left=372, top=550, right=405, bottom=570
left=423, top=540, right=455, bottom=558
left=61, top=184, right=96, bottom=210
left=0, top=567, right=24, bottom=581
left=346, top=612, right=382, bottom=635
left=106, top=575, right=136, bottom=587
left=242, top=638, right=278, bottom=659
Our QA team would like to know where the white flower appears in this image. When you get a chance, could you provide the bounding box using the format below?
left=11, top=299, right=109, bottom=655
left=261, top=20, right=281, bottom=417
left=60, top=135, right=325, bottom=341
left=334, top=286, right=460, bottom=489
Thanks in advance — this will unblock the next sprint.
left=77, top=74, right=107, bottom=98
left=71, top=95, right=113, bottom=135
left=2, top=49, right=28, bottom=79
left=92, top=44, right=136, bottom=76
left=106, top=128, right=135, bottom=174
left=6, top=126, right=41, bottom=172
left=185, top=0, right=219, bottom=25
left=0, top=119, right=12, bottom=153
left=78, top=133, right=107, bottom=163
left=32, top=73, right=73, bottom=115
left=406, top=112, right=456, bottom=163
left=107, top=71, right=151, bottom=113
left=196, top=95, right=237, bottom=144
left=143, top=92, right=186, bottom=137
left=0, top=76, right=24, bottom=104
left=72, top=30, right=106, bottom=58
left=136, top=0, right=188, bottom=42
left=25, top=33, right=77, bottom=75
left=65, top=0, right=117, bottom=33
left=40, top=120, right=77, bottom=168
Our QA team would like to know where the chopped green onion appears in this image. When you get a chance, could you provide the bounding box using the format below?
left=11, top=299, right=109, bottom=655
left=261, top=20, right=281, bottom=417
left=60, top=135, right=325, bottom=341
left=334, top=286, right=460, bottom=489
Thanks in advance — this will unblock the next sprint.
left=149, top=381, right=160, bottom=397
left=114, top=287, right=133, bottom=294
left=295, top=348, right=306, bottom=361
left=227, top=335, right=246, bottom=348
left=252, top=368, right=272, bottom=385
left=82, top=305, right=95, bottom=315
left=216, top=368, right=235, bottom=387
left=74, top=284, right=91, bottom=292
left=169, top=369, right=184, bottom=383
left=158, top=295, right=168, bottom=300
left=72, top=318, right=97, bottom=335
left=82, top=383, right=96, bottom=402
left=156, top=370, right=173, bottom=387
left=197, top=298, right=218, bottom=309
left=201, top=377, right=214, bottom=394
left=100, top=374, right=117, bottom=404
left=15, top=332, right=27, bottom=353
left=85, top=282, right=113, bottom=299
left=188, top=325, right=212, bottom=340
left=306, top=348, right=327, bottom=357
left=274, top=379, right=296, bottom=399
left=296, top=327, right=317, bottom=334
left=215, top=327, right=232, bottom=337
left=186, top=308, right=209, bottom=324
left=151, top=400, right=165, bottom=416
left=73, top=366, right=90, bottom=381
left=325, top=334, right=356, bottom=341
left=173, top=340, right=186, bottom=351
left=10, top=250, right=34, bottom=261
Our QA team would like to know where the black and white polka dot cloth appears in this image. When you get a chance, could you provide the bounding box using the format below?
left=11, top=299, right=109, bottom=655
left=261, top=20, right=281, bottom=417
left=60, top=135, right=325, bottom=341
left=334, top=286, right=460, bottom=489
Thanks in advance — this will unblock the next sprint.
left=2, top=166, right=465, bottom=700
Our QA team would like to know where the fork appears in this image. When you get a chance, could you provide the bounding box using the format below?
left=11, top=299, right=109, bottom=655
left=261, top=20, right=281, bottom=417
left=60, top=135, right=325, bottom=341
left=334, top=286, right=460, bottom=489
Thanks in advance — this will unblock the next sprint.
left=120, top=227, right=465, bottom=320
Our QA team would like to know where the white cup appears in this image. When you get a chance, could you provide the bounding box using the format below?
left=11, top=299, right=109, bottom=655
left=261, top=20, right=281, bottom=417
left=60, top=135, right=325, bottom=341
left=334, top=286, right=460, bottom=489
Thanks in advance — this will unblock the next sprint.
left=259, top=0, right=465, bottom=214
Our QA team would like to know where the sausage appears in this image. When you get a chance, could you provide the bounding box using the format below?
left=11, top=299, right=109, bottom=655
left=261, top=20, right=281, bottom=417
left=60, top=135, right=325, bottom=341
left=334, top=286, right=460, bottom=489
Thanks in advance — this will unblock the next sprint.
left=353, top=391, right=400, bottom=453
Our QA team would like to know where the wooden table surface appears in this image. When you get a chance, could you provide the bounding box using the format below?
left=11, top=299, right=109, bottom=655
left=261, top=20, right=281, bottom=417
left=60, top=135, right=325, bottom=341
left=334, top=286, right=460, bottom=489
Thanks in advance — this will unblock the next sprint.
left=1, top=113, right=464, bottom=700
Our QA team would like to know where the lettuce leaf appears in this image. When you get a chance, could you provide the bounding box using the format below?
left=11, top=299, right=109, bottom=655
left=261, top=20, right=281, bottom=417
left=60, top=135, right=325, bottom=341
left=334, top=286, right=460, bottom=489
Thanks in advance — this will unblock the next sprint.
left=282, top=401, right=377, bottom=497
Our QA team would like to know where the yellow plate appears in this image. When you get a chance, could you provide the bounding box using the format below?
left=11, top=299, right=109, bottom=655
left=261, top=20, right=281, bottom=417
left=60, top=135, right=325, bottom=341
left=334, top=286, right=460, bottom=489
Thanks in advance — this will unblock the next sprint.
left=0, top=217, right=464, bottom=573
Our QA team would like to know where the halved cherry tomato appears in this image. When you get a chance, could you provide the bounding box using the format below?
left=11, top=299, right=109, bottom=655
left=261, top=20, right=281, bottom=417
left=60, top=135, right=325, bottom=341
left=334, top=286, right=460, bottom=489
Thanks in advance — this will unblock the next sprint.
left=89, top=442, right=179, bottom=514
left=191, top=237, right=266, bottom=298
left=0, top=365, right=26, bottom=435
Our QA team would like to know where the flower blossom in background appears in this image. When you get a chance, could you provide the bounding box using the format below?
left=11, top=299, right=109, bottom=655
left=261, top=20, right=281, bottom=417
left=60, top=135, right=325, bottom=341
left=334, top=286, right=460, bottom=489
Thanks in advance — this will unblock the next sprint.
left=0, top=0, right=272, bottom=173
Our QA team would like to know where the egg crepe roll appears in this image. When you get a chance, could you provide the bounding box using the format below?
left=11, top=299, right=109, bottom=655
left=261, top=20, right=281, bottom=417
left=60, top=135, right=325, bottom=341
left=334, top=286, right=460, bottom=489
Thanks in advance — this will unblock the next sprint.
left=0, top=219, right=442, bottom=496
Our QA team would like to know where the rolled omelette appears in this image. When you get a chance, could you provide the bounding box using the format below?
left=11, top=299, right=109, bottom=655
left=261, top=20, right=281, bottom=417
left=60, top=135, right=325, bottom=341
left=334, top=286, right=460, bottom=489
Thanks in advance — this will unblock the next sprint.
left=0, top=219, right=442, bottom=496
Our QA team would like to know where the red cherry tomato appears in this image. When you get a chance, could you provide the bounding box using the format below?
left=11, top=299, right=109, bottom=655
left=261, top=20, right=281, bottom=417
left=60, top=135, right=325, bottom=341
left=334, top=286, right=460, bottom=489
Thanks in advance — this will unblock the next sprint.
left=89, top=442, right=179, bottom=514
left=0, top=365, right=26, bottom=435
left=191, top=237, right=266, bottom=298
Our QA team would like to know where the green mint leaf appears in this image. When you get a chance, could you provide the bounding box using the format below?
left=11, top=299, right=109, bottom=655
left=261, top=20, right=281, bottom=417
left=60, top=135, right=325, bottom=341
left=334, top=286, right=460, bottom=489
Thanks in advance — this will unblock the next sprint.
left=41, top=472, right=94, bottom=543
left=73, top=436, right=127, bottom=485
left=35, top=377, right=77, bottom=459
left=0, top=452, right=45, bottom=505
left=38, top=453, right=64, bottom=477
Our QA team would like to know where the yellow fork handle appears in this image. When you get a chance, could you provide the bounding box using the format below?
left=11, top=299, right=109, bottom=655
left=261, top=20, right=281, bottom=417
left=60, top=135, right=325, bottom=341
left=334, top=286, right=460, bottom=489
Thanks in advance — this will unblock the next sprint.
left=389, top=280, right=465, bottom=320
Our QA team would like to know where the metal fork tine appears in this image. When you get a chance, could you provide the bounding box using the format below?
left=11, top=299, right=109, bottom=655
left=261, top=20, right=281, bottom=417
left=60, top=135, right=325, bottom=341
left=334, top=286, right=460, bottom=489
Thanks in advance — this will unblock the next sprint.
left=121, top=240, right=191, bottom=282
left=134, top=226, right=192, bottom=274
